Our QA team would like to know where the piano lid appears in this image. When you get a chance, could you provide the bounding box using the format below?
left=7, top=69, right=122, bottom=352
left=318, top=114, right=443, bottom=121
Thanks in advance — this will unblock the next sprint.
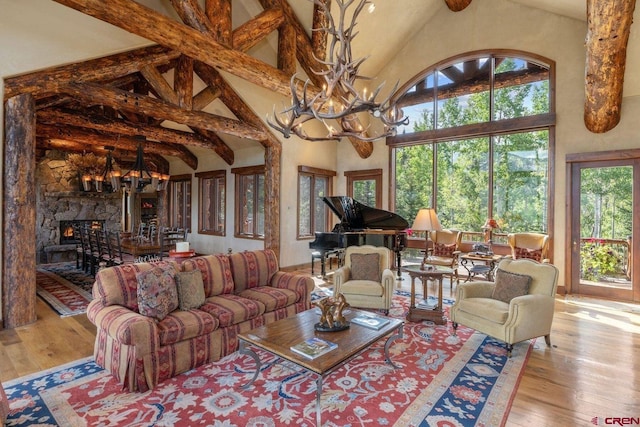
left=323, top=196, right=409, bottom=231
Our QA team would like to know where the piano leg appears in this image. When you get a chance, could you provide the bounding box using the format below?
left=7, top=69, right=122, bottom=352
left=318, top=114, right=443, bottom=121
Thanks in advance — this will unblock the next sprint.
left=396, top=250, right=404, bottom=281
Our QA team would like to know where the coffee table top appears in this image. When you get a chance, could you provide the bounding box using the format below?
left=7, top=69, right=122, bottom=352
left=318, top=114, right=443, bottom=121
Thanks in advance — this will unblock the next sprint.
left=403, top=265, right=454, bottom=275
left=238, top=308, right=403, bottom=375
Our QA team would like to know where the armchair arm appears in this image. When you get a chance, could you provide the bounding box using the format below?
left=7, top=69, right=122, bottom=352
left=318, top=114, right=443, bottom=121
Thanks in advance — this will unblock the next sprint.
left=333, top=266, right=351, bottom=295
left=504, top=294, right=556, bottom=342
left=455, top=281, right=495, bottom=300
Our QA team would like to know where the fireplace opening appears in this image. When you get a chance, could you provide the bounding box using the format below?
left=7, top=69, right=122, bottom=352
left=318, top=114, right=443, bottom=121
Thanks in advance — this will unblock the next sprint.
left=59, top=220, right=105, bottom=244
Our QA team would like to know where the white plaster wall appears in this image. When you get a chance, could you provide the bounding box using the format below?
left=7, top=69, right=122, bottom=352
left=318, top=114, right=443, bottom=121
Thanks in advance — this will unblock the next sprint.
left=367, top=0, right=640, bottom=284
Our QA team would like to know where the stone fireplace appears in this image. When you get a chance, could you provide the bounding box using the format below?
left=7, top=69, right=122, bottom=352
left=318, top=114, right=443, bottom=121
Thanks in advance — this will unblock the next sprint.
left=36, top=150, right=122, bottom=264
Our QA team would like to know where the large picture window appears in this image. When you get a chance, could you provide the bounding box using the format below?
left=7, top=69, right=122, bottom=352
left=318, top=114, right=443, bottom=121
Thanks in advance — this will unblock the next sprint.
left=390, top=50, right=554, bottom=235
left=298, top=166, right=335, bottom=238
left=233, top=165, right=265, bottom=239
left=196, top=170, right=225, bottom=236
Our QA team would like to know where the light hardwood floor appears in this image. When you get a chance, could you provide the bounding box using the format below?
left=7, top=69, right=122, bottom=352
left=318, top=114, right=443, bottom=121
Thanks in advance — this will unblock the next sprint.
left=1, top=266, right=638, bottom=426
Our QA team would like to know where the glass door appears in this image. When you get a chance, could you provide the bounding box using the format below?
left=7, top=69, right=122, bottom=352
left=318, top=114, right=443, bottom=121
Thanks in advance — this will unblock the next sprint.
left=570, top=159, right=639, bottom=301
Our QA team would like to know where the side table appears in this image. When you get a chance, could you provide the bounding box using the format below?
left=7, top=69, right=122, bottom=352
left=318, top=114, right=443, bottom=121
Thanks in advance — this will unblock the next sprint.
left=403, top=265, right=452, bottom=324
left=460, top=253, right=503, bottom=282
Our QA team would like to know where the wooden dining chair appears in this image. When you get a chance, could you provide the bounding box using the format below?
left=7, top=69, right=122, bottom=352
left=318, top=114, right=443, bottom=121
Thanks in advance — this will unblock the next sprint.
left=107, top=231, right=135, bottom=266
left=159, top=227, right=188, bottom=259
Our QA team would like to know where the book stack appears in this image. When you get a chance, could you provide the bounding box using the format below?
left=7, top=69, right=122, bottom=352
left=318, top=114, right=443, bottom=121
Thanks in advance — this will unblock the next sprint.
left=290, top=337, right=338, bottom=359
left=351, top=313, right=391, bottom=330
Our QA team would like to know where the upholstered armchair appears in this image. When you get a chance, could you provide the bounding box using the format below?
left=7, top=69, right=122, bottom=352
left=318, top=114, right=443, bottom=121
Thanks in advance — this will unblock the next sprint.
left=334, top=245, right=395, bottom=314
left=507, top=232, right=550, bottom=263
left=423, top=229, right=462, bottom=285
left=450, top=258, right=559, bottom=356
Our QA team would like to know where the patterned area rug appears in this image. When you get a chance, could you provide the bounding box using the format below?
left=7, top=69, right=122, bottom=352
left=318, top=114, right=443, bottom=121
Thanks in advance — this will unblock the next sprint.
left=38, top=262, right=95, bottom=293
left=35, top=268, right=93, bottom=317
left=2, top=291, right=533, bottom=426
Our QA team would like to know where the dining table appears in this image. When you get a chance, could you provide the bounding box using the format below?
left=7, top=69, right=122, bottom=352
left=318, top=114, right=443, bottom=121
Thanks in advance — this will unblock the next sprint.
left=119, top=237, right=161, bottom=258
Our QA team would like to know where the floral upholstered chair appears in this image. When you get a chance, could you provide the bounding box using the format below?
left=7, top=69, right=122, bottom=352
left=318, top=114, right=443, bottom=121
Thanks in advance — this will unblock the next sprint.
left=507, top=232, right=550, bottom=263
left=334, top=245, right=395, bottom=314
left=423, top=229, right=462, bottom=286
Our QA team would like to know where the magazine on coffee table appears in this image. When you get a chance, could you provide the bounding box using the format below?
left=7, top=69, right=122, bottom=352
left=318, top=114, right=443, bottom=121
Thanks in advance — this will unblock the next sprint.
left=351, top=313, right=391, bottom=330
left=290, top=337, right=338, bottom=359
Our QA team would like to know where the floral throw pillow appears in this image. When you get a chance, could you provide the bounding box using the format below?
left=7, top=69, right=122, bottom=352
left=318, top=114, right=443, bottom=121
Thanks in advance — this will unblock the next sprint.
left=491, top=268, right=532, bottom=304
left=350, top=253, right=380, bottom=282
left=175, top=270, right=206, bottom=310
left=434, top=243, right=456, bottom=257
left=515, top=247, right=543, bottom=261
left=136, top=265, right=178, bottom=320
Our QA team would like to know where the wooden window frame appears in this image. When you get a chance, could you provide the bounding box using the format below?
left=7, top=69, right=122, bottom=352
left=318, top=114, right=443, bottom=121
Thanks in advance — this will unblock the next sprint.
left=195, top=169, right=226, bottom=236
left=168, top=174, right=192, bottom=231
left=345, top=168, right=382, bottom=208
left=297, top=165, right=336, bottom=239
left=232, top=165, right=265, bottom=240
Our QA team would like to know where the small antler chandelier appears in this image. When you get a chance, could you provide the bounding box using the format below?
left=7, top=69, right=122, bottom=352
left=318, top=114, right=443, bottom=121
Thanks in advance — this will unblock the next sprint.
left=268, top=0, right=408, bottom=142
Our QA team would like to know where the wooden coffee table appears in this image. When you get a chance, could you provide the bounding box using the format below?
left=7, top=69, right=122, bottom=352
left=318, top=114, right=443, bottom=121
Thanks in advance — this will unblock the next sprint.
left=237, top=309, right=403, bottom=426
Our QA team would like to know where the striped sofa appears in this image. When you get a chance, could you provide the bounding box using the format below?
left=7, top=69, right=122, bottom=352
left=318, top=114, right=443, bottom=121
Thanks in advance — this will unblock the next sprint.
left=87, top=249, right=314, bottom=392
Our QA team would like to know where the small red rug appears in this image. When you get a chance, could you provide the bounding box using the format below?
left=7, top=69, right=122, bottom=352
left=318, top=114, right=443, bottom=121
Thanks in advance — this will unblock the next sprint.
left=3, top=292, right=534, bottom=426
left=36, top=269, right=92, bottom=316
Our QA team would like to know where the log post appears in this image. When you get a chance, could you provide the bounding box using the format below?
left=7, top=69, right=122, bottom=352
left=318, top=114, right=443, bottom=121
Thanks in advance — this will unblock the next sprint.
left=264, top=145, right=281, bottom=258
left=3, top=93, right=37, bottom=328
left=584, top=0, right=636, bottom=133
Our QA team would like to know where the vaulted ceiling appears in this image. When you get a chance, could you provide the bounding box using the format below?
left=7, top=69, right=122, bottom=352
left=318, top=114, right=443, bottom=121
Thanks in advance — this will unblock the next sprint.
left=2, top=0, right=634, bottom=169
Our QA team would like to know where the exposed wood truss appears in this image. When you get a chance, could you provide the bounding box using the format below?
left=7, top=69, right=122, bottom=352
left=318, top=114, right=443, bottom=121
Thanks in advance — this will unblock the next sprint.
left=584, top=0, right=636, bottom=133
left=444, top=0, right=473, bottom=12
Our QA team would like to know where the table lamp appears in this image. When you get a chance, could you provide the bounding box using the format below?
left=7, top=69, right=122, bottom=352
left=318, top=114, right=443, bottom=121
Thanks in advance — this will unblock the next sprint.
left=412, top=208, right=442, bottom=270
left=482, top=218, right=500, bottom=244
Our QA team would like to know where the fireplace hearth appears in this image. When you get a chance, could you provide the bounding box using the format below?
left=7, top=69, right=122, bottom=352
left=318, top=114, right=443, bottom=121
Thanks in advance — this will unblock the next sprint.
left=59, top=220, right=105, bottom=244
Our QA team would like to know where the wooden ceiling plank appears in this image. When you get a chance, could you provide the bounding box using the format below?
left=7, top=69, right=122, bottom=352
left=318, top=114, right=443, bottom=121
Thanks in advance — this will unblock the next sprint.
left=584, top=0, right=636, bottom=133
left=4, top=45, right=180, bottom=100
left=55, top=81, right=267, bottom=140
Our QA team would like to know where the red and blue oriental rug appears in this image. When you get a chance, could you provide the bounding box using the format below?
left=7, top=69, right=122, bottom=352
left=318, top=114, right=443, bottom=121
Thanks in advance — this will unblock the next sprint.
left=3, top=291, right=533, bottom=426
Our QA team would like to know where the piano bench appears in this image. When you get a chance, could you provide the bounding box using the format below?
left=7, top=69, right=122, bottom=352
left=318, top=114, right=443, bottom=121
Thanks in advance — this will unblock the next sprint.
left=311, top=249, right=344, bottom=276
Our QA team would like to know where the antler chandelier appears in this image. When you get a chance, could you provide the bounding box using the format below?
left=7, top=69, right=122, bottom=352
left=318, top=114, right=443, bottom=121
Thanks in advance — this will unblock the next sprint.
left=268, top=0, right=408, bottom=142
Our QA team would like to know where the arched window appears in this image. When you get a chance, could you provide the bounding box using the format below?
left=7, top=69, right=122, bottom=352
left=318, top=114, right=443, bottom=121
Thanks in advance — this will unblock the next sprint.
left=389, top=50, right=555, bottom=236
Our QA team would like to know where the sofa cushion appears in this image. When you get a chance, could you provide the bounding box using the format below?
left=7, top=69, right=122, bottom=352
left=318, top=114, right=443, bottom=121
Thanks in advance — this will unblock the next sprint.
left=456, top=297, right=510, bottom=324
left=229, top=249, right=279, bottom=292
left=492, top=268, right=532, bottom=303
left=340, top=280, right=383, bottom=297
left=157, top=309, right=219, bottom=346
left=175, top=270, right=206, bottom=310
left=239, top=287, right=298, bottom=312
left=136, top=264, right=179, bottom=320
left=350, top=253, right=380, bottom=282
left=199, top=294, right=265, bottom=328
left=94, top=261, right=178, bottom=312
left=181, top=254, right=235, bottom=297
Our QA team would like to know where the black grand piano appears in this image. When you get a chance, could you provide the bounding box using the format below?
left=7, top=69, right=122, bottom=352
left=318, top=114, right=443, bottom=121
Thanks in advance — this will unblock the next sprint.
left=309, top=196, right=409, bottom=278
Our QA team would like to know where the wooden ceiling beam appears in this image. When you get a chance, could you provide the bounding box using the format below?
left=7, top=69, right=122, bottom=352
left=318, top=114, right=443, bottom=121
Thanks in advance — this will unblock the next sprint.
left=205, top=0, right=232, bottom=46
left=311, top=0, right=331, bottom=62
left=54, top=81, right=267, bottom=141
left=261, top=0, right=373, bottom=158
left=52, top=0, right=306, bottom=99
left=444, top=0, right=472, bottom=12
left=584, top=0, right=636, bottom=133
left=4, top=45, right=180, bottom=100
left=194, top=62, right=281, bottom=150
left=140, top=65, right=179, bottom=105
left=233, top=8, right=285, bottom=53
left=170, top=0, right=216, bottom=36
left=36, top=124, right=195, bottom=169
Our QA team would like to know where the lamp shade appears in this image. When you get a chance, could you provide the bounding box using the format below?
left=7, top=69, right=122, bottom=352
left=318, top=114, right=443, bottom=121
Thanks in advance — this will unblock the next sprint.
left=483, top=218, right=499, bottom=230
left=411, top=208, right=442, bottom=232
